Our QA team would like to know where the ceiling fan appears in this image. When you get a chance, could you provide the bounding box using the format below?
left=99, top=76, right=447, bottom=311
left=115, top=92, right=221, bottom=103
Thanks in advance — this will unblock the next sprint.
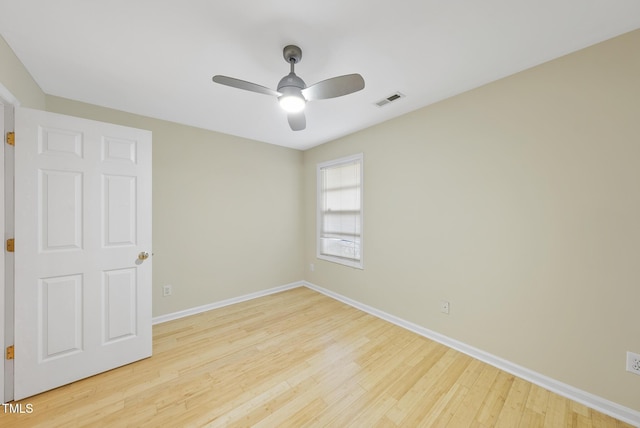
left=212, top=45, right=365, bottom=131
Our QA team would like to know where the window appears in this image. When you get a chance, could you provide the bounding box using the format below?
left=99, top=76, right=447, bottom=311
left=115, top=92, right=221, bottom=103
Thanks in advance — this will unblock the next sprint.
left=317, top=153, right=363, bottom=269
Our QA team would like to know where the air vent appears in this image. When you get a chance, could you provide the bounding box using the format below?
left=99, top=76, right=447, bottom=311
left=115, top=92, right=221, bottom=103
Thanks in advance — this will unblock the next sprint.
left=375, top=92, right=405, bottom=107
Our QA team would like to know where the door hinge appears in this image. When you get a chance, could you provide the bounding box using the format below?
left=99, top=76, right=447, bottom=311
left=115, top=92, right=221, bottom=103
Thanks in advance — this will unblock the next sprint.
left=6, top=238, right=14, bottom=252
left=6, top=345, right=14, bottom=360
left=6, top=131, right=15, bottom=146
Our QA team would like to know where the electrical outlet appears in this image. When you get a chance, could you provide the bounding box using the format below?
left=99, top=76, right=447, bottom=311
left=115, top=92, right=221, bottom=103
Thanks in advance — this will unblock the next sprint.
left=309, top=263, right=315, bottom=272
left=440, top=300, right=450, bottom=315
left=163, top=285, right=172, bottom=297
left=627, top=351, right=640, bottom=375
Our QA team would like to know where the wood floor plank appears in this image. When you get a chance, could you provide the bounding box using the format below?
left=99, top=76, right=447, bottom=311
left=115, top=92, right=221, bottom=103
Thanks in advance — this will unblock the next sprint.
left=395, top=349, right=473, bottom=426
left=495, top=376, right=532, bottom=427
left=416, top=383, right=469, bottom=427
left=474, top=371, right=514, bottom=426
left=0, top=287, right=633, bottom=427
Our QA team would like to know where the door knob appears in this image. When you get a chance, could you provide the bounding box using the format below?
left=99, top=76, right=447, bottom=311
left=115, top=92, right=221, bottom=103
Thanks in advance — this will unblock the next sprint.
left=138, top=252, right=150, bottom=261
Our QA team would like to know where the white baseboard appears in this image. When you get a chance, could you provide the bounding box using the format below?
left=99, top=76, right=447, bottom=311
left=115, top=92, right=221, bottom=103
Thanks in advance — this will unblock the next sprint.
left=151, top=279, right=639, bottom=426
left=302, top=281, right=640, bottom=427
left=152, top=281, right=302, bottom=325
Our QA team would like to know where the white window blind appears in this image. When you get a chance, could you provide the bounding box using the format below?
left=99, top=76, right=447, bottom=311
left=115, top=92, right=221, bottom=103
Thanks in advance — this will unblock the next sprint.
left=317, top=154, right=363, bottom=269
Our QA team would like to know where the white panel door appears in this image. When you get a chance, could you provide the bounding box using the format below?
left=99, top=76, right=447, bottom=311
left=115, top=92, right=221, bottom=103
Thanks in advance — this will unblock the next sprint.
left=13, top=107, right=152, bottom=400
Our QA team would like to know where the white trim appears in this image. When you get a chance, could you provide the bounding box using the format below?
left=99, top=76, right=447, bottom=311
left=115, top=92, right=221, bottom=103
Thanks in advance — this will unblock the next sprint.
left=302, top=281, right=640, bottom=427
left=0, top=102, right=5, bottom=405
left=1, top=84, right=18, bottom=404
left=0, top=83, right=19, bottom=107
left=152, top=281, right=303, bottom=325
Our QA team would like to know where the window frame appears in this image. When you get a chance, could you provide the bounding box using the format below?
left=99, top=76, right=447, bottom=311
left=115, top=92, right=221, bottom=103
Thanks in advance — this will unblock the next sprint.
left=316, top=153, right=364, bottom=269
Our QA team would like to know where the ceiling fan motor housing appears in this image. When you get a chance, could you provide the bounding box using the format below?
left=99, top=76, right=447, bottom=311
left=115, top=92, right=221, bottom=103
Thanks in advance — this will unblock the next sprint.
left=278, top=45, right=307, bottom=112
left=277, top=73, right=307, bottom=113
left=277, top=73, right=306, bottom=92
left=277, top=71, right=307, bottom=113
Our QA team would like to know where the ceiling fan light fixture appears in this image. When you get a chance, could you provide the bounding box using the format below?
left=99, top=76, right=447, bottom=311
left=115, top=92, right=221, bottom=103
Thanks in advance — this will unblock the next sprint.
left=212, top=44, right=364, bottom=131
left=278, top=88, right=306, bottom=113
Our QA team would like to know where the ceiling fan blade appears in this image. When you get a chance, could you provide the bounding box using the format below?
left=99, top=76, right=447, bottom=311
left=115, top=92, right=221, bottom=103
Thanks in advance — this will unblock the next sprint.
left=302, top=74, right=365, bottom=101
left=212, top=75, right=281, bottom=97
left=288, top=112, right=306, bottom=131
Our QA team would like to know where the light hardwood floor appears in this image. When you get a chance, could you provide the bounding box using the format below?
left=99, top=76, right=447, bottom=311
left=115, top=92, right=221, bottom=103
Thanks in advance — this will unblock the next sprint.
left=0, top=287, right=634, bottom=427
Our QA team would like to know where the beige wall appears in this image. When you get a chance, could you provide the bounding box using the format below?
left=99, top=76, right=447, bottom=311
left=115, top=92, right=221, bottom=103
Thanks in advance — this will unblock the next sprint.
left=45, top=96, right=305, bottom=316
left=303, top=29, right=640, bottom=411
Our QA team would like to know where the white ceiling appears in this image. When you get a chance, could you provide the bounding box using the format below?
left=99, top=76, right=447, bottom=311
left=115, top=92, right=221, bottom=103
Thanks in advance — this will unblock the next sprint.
left=1, top=1, right=639, bottom=150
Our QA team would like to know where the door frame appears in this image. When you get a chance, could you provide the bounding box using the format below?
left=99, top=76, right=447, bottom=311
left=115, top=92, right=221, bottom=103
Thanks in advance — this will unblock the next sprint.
left=0, top=82, right=19, bottom=404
